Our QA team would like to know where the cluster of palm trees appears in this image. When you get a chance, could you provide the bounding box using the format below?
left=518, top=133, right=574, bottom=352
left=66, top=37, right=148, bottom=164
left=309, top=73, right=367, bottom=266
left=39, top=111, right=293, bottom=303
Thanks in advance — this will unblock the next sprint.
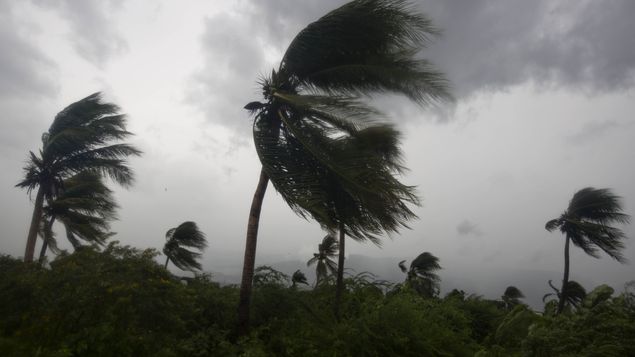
left=16, top=0, right=630, bottom=339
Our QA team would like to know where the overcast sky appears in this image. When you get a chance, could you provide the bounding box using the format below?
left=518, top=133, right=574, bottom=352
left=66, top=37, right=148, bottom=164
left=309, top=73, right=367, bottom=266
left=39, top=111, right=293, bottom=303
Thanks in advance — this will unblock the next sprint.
left=1, top=0, right=634, bottom=300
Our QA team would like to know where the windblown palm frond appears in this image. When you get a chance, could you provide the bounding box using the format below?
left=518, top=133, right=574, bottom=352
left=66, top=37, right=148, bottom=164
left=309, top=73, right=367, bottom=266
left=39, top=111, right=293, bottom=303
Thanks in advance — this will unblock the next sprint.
left=163, top=221, right=207, bottom=272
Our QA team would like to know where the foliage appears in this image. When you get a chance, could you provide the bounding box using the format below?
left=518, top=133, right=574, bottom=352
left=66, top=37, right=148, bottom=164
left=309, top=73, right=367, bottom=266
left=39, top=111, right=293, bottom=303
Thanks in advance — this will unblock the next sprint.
left=1, top=248, right=634, bottom=356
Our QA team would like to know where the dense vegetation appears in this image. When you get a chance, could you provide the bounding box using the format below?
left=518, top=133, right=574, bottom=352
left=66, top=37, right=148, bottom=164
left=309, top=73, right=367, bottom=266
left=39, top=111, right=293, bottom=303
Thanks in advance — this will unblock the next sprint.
left=7, top=0, right=633, bottom=355
left=1, top=245, right=633, bottom=356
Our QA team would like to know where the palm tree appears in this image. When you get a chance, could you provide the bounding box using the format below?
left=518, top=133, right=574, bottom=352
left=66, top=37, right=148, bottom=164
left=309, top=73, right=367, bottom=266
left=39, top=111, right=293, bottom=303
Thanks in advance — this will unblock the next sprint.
left=543, top=280, right=586, bottom=310
left=501, top=286, right=525, bottom=309
left=17, top=92, right=141, bottom=262
left=38, top=171, right=118, bottom=262
left=307, top=234, right=339, bottom=287
left=291, top=270, right=309, bottom=288
left=238, top=0, right=450, bottom=333
left=545, top=187, right=630, bottom=314
left=398, top=251, right=442, bottom=298
left=163, top=221, right=207, bottom=272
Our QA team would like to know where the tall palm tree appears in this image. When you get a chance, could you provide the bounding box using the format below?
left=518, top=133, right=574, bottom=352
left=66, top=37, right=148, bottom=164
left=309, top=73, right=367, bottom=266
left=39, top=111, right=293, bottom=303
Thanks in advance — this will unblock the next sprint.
left=398, top=251, right=442, bottom=298
left=38, top=171, right=118, bottom=262
left=307, top=234, right=339, bottom=287
left=501, top=286, right=525, bottom=309
left=17, top=92, right=141, bottom=262
left=239, top=0, right=450, bottom=333
left=163, top=221, right=207, bottom=272
left=545, top=187, right=630, bottom=314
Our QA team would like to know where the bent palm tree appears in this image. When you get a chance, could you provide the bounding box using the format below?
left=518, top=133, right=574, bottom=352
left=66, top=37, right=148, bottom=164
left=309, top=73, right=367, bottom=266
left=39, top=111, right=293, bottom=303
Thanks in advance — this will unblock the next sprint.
left=543, top=280, right=586, bottom=310
left=307, top=234, right=339, bottom=287
left=239, top=0, right=450, bottom=333
left=163, top=221, right=207, bottom=272
left=398, top=251, right=442, bottom=298
left=501, top=286, right=525, bottom=309
left=545, top=187, right=630, bottom=314
left=38, top=171, right=118, bottom=262
left=17, top=93, right=141, bottom=262
left=291, top=270, right=309, bottom=288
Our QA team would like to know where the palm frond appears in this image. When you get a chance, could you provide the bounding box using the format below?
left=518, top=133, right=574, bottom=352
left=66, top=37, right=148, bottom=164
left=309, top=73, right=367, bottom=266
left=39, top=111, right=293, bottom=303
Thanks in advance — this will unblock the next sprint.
left=280, top=0, right=451, bottom=105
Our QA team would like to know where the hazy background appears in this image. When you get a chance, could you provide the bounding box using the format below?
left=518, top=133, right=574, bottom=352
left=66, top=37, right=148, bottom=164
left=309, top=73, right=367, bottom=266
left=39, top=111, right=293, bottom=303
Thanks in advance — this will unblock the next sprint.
left=1, top=0, right=634, bottom=308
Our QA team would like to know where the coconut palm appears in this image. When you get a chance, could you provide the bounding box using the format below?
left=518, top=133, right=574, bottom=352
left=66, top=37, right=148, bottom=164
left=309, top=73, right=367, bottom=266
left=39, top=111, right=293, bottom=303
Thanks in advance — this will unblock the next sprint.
left=291, top=270, right=309, bottom=288
left=501, top=286, right=525, bottom=309
left=545, top=187, right=630, bottom=314
left=17, top=92, right=141, bottom=262
left=307, top=234, right=339, bottom=287
left=398, top=251, right=442, bottom=298
left=543, top=280, right=586, bottom=310
left=38, top=171, right=118, bottom=262
left=238, top=0, right=450, bottom=333
left=163, top=221, right=207, bottom=272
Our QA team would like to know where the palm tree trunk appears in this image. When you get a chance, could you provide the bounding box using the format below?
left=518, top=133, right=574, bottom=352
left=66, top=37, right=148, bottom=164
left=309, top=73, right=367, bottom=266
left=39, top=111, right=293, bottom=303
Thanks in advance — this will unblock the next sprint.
left=236, top=167, right=270, bottom=337
left=24, top=187, right=45, bottom=263
left=38, top=215, right=56, bottom=263
left=557, top=234, right=571, bottom=314
left=164, top=256, right=170, bottom=269
left=335, top=223, right=345, bottom=320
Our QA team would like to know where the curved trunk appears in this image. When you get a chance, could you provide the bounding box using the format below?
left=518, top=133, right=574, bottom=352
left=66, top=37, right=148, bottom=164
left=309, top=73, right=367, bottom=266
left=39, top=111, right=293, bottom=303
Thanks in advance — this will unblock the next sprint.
left=557, top=234, right=571, bottom=314
left=164, top=256, right=170, bottom=269
left=24, top=187, right=45, bottom=263
left=335, top=223, right=345, bottom=320
left=38, top=215, right=56, bottom=263
left=236, top=168, right=270, bottom=337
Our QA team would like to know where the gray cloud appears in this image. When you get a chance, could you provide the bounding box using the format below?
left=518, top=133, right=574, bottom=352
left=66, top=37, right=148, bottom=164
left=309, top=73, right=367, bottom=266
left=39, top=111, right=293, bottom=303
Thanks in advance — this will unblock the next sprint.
left=457, top=219, right=482, bottom=236
left=0, top=2, right=57, bottom=98
left=32, top=0, right=127, bottom=67
left=422, top=0, right=635, bottom=98
left=567, top=119, right=624, bottom=145
left=187, top=12, right=267, bottom=133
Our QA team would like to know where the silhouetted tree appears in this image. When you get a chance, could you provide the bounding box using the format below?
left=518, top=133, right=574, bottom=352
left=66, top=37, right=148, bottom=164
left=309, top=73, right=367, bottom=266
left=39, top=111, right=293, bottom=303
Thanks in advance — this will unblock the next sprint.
left=502, top=286, right=525, bottom=309
left=307, top=234, right=339, bottom=287
left=291, top=270, right=308, bottom=288
left=38, top=171, right=118, bottom=262
left=399, top=251, right=442, bottom=298
left=163, top=222, right=207, bottom=272
left=17, top=93, right=140, bottom=262
left=545, top=187, right=630, bottom=313
left=238, top=0, right=450, bottom=334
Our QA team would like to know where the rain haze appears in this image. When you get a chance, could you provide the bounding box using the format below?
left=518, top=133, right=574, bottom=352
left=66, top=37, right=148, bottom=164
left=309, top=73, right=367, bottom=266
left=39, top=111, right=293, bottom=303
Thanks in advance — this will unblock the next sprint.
left=1, top=0, right=634, bottom=308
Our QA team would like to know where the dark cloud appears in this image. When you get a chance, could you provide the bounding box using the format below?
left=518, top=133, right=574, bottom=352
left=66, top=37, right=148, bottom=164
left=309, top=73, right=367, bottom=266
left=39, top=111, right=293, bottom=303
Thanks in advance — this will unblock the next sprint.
left=457, top=219, right=482, bottom=236
left=0, top=2, right=57, bottom=98
left=187, top=12, right=267, bottom=133
left=32, top=0, right=127, bottom=67
left=421, top=0, right=635, bottom=98
left=238, top=0, right=635, bottom=102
